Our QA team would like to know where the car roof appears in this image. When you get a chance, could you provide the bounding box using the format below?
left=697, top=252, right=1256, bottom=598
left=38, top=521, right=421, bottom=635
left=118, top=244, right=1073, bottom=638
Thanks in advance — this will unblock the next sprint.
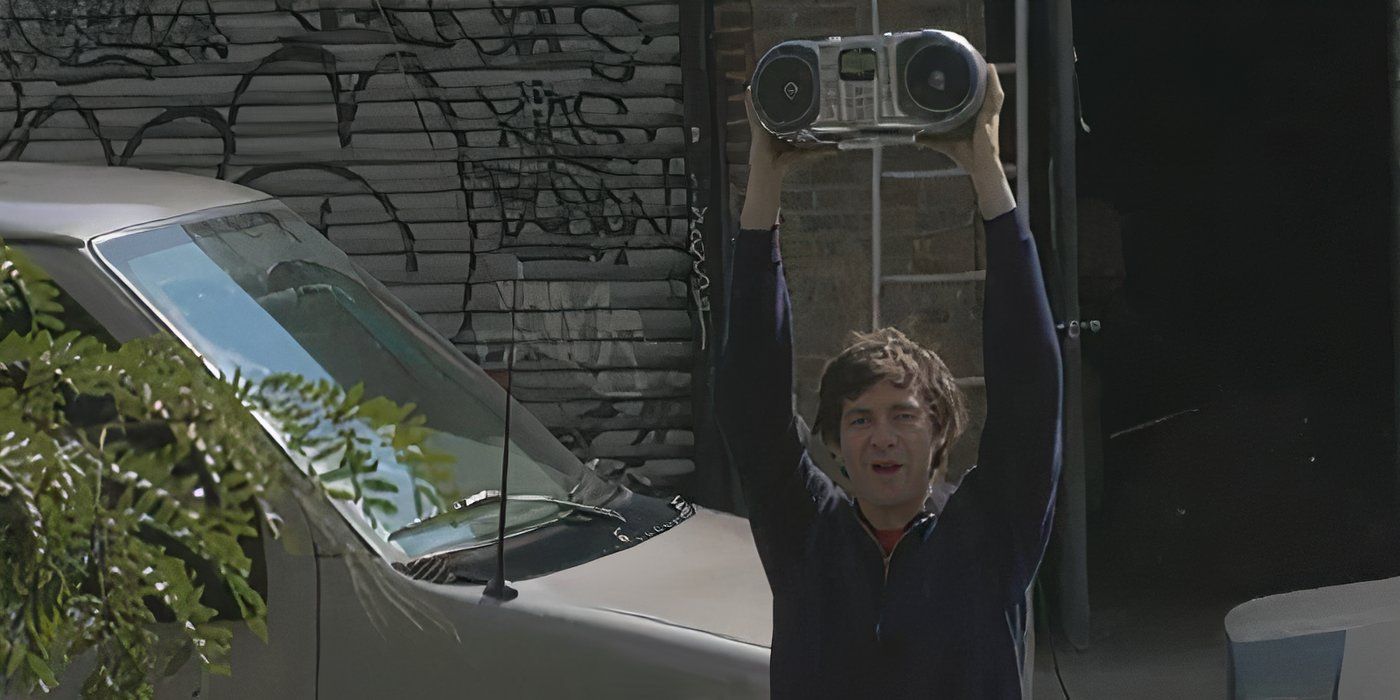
left=0, top=162, right=270, bottom=246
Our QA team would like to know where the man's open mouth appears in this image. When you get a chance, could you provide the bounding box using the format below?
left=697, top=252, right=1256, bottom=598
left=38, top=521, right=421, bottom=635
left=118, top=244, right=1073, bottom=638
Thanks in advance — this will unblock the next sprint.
left=871, top=462, right=903, bottom=475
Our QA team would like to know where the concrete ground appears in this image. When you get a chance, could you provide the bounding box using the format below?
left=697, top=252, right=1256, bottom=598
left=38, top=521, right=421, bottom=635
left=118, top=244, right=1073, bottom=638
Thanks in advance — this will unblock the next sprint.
left=1027, top=368, right=1400, bottom=700
left=1029, top=585, right=1234, bottom=699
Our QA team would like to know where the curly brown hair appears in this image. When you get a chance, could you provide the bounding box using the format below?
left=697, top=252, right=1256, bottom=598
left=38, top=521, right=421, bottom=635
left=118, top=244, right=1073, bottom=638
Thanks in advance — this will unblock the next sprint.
left=813, top=327, right=968, bottom=475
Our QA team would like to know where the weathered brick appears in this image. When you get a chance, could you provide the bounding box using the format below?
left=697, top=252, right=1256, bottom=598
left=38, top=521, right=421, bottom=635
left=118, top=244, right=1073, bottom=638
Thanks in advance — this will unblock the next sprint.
left=879, top=279, right=985, bottom=377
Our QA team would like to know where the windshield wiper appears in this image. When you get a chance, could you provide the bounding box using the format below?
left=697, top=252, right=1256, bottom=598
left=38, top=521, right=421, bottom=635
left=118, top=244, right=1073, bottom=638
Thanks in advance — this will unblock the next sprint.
left=387, top=488, right=625, bottom=551
left=450, top=489, right=626, bottom=523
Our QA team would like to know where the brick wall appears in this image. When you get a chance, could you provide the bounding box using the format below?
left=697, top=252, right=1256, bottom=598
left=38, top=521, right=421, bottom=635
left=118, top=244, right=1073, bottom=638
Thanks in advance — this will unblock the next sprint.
left=715, top=0, right=992, bottom=479
left=0, top=0, right=700, bottom=494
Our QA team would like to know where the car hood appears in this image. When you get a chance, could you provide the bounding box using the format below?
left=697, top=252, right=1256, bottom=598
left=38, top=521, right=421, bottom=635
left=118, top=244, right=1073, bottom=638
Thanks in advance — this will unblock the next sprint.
left=514, top=506, right=773, bottom=648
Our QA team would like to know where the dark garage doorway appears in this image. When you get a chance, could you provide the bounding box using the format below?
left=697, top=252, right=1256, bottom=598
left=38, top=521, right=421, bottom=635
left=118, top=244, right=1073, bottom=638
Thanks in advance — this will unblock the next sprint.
left=1071, top=0, right=1398, bottom=657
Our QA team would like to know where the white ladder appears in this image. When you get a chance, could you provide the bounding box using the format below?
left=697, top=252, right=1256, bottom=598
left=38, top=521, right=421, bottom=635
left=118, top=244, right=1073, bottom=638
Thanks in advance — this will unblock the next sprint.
left=865, top=0, right=1027, bottom=394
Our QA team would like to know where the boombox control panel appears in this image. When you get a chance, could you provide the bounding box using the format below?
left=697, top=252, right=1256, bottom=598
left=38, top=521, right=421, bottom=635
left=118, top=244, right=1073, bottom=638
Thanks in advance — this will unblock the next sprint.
left=823, top=45, right=877, bottom=124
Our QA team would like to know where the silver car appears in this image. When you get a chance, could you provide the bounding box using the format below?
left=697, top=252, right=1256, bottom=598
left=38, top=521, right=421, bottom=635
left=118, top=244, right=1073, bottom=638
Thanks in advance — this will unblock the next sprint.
left=0, top=161, right=770, bottom=699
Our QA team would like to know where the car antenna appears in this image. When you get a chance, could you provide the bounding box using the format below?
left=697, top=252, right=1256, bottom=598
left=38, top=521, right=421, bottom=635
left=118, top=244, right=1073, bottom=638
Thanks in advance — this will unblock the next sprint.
left=483, top=263, right=522, bottom=602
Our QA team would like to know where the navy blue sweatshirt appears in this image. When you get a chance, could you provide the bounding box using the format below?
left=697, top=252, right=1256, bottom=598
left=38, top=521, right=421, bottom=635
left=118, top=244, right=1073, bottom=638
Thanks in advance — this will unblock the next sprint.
left=716, top=208, right=1062, bottom=699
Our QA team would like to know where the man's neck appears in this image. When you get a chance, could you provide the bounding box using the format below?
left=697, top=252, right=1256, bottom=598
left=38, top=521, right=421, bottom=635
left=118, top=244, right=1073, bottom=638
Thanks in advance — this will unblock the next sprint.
left=857, top=498, right=925, bottom=531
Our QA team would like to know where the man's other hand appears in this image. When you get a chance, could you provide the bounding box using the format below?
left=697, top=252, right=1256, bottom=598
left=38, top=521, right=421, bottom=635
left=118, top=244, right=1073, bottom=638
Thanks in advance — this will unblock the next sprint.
left=740, top=85, right=832, bottom=229
left=914, top=64, right=1016, bottom=219
left=743, top=85, right=833, bottom=177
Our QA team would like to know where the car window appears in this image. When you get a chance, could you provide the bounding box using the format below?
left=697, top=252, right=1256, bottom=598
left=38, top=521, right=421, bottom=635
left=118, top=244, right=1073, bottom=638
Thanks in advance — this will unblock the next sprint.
left=94, top=208, right=588, bottom=562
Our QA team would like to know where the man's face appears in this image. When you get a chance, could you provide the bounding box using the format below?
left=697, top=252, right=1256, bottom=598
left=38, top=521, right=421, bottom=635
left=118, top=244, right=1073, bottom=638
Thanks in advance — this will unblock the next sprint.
left=837, top=379, right=940, bottom=515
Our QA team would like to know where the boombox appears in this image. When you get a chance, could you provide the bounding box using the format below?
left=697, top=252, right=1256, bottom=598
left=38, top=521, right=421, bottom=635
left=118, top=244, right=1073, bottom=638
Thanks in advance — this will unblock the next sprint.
left=751, top=30, right=987, bottom=147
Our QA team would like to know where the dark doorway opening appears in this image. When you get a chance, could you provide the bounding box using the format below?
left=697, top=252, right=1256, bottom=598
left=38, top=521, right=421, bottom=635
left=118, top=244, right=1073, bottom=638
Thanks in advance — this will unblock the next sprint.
left=1079, top=0, right=1397, bottom=601
left=1049, top=0, right=1398, bottom=692
left=1064, top=0, right=1394, bottom=666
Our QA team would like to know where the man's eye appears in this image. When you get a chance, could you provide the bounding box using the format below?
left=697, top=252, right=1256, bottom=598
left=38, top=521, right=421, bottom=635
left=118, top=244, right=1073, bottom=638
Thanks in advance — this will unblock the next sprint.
left=896, top=413, right=918, bottom=422
left=849, top=417, right=869, bottom=426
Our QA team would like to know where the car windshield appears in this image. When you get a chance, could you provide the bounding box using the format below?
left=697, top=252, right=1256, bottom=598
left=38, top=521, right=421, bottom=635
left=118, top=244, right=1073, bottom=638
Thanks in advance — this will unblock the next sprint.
left=94, top=204, right=595, bottom=562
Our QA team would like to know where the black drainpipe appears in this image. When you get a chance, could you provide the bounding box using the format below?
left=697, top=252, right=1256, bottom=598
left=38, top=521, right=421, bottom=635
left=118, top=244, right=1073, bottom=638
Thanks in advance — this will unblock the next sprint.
left=1040, top=0, right=1091, bottom=651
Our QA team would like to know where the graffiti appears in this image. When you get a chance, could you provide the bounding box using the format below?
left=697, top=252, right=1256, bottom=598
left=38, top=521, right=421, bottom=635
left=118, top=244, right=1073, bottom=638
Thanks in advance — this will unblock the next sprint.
left=357, top=3, right=659, bottom=82
left=0, top=0, right=697, bottom=491
left=687, top=188, right=711, bottom=350
left=117, top=105, right=232, bottom=177
left=0, top=94, right=113, bottom=163
left=0, top=0, right=226, bottom=74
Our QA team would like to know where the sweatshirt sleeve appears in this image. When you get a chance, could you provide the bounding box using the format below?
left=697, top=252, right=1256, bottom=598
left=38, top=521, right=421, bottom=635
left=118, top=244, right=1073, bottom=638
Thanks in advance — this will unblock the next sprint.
left=970, top=208, right=1064, bottom=597
left=714, top=225, right=835, bottom=591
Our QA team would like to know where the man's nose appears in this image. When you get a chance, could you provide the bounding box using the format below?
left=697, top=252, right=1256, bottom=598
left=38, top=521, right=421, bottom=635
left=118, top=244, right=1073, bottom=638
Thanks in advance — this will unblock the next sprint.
left=871, top=419, right=898, bottom=449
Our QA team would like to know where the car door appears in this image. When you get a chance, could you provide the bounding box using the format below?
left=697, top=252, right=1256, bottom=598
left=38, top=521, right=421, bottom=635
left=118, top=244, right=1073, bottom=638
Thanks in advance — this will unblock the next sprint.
left=195, top=488, right=319, bottom=700
left=144, top=488, right=318, bottom=700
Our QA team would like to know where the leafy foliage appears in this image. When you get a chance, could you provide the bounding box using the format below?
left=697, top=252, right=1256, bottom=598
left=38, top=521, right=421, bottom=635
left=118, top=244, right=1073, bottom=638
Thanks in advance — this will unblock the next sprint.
left=0, top=245, right=64, bottom=337
left=0, top=252, right=277, bottom=698
left=0, top=241, right=437, bottom=697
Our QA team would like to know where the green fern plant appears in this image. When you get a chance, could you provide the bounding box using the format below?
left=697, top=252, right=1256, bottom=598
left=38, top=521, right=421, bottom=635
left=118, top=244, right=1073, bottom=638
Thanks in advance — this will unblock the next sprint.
left=0, top=241, right=441, bottom=698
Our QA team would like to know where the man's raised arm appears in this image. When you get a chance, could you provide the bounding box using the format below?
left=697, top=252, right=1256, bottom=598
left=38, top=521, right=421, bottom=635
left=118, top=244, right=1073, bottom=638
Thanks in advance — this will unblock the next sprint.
left=919, top=66, right=1063, bottom=597
left=976, top=205, right=1062, bottom=597
left=714, top=90, right=833, bottom=588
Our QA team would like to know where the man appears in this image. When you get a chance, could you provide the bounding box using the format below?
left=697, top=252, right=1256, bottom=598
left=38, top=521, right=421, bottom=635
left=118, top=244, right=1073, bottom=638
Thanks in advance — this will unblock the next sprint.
left=716, top=66, right=1063, bottom=698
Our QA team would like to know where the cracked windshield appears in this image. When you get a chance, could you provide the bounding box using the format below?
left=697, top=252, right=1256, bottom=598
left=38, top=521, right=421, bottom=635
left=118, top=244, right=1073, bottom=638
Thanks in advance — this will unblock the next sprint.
left=95, top=206, right=588, bottom=559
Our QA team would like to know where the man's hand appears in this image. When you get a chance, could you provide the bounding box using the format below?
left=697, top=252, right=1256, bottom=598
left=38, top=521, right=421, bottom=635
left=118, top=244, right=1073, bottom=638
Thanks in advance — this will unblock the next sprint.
left=915, top=64, right=1016, bottom=220
left=739, top=86, right=833, bottom=229
left=744, top=85, right=832, bottom=177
